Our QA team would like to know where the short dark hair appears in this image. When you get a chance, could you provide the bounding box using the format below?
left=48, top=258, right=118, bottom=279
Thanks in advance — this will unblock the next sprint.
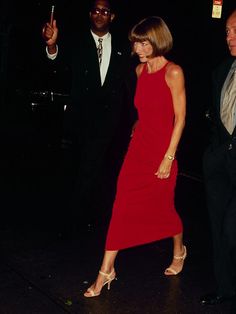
left=89, top=0, right=116, bottom=13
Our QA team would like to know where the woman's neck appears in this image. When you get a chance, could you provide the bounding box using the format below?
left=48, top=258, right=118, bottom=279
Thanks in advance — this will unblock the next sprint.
left=146, top=56, right=167, bottom=73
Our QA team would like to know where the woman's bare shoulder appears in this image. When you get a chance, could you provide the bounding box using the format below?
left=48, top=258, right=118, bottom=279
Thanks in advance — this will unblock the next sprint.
left=166, top=62, right=184, bottom=79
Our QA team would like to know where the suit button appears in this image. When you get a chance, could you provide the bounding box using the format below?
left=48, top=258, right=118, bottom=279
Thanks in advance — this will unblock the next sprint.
left=229, top=143, right=233, bottom=150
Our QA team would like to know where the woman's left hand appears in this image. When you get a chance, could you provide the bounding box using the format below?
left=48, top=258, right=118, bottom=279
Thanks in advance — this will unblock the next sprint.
left=155, top=158, right=173, bottom=179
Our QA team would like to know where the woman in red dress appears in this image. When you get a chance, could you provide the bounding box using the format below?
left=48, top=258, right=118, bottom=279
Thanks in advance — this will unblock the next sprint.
left=84, top=16, right=187, bottom=297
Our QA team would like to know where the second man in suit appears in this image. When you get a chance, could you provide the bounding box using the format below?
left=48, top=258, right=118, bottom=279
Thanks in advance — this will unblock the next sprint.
left=201, top=8, right=236, bottom=307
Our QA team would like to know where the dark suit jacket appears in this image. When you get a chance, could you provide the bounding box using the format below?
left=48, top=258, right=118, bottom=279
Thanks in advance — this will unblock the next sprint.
left=204, top=56, right=236, bottom=183
left=54, top=29, right=137, bottom=143
left=210, top=56, right=236, bottom=146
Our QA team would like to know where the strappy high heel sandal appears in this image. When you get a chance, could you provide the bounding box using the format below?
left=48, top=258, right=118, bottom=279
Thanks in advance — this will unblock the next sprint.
left=164, top=245, right=187, bottom=276
left=84, top=269, right=117, bottom=298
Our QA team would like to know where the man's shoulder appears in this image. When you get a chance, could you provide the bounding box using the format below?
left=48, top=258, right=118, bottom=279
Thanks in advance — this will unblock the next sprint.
left=59, top=26, right=92, bottom=46
left=214, top=56, right=235, bottom=75
left=111, top=30, right=129, bottom=45
left=111, top=36, right=131, bottom=59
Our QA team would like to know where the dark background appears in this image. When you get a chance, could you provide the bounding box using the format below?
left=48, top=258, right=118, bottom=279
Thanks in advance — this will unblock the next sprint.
left=0, top=0, right=235, bottom=183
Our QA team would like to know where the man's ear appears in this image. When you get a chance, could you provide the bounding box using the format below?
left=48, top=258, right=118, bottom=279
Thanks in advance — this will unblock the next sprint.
left=110, top=13, right=115, bottom=22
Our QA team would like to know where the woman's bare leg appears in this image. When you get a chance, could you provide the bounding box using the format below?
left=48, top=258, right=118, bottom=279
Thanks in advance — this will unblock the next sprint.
left=84, top=250, right=118, bottom=297
left=164, top=232, right=187, bottom=275
left=173, top=232, right=184, bottom=256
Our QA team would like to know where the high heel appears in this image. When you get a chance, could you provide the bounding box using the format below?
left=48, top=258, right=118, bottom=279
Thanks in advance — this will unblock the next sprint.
left=84, top=269, right=117, bottom=298
left=164, top=245, right=187, bottom=276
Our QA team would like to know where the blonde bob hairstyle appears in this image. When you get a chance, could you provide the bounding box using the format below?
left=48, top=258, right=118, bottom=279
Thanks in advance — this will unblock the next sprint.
left=129, top=16, right=173, bottom=57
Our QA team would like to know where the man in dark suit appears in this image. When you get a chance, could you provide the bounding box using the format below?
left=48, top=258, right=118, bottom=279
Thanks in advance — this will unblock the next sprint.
left=42, top=0, right=136, bottom=230
left=201, top=8, right=236, bottom=306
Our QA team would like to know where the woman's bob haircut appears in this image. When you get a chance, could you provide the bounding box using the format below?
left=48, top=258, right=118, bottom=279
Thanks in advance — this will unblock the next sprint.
left=129, top=16, right=173, bottom=57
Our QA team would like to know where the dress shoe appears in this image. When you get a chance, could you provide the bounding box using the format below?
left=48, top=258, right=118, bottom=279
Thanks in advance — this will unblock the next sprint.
left=200, top=292, right=234, bottom=305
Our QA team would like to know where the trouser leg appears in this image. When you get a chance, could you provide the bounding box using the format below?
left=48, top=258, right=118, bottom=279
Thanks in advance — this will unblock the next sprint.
left=203, top=151, right=235, bottom=296
left=73, top=139, right=112, bottom=224
left=223, top=190, right=236, bottom=295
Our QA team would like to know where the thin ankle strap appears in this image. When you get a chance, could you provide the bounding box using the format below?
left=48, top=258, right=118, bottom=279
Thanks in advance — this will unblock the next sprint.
left=99, top=269, right=114, bottom=278
left=173, top=246, right=187, bottom=260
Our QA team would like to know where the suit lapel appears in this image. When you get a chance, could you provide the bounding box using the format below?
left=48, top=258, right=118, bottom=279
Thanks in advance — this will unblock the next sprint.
left=216, top=58, right=236, bottom=134
left=215, top=59, right=234, bottom=111
left=103, top=37, right=125, bottom=88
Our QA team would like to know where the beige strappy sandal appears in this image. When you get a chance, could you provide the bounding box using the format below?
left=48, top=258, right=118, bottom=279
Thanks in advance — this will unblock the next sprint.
left=164, top=245, right=187, bottom=276
left=84, top=269, right=117, bottom=297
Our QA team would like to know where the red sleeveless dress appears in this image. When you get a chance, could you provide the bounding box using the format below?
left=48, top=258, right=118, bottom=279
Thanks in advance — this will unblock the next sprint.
left=105, top=63, right=183, bottom=250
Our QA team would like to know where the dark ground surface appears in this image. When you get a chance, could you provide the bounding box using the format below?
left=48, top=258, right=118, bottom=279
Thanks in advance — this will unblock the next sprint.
left=0, top=128, right=234, bottom=314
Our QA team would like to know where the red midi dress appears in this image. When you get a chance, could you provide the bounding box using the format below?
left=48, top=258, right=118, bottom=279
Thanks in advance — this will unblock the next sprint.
left=105, top=63, right=183, bottom=250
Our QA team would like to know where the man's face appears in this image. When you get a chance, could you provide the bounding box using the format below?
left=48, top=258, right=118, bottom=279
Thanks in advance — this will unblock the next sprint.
left=226, top=11, right=236, bottom=57
left=89, top=0, right=115, bottom=36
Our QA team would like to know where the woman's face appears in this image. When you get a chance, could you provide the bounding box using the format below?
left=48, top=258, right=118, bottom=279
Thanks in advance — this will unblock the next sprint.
left=133, top=41, right=153, bottom=62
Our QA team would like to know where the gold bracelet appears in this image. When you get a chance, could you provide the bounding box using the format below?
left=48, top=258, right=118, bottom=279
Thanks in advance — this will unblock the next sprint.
left=164, top=154, right=175, bottom=161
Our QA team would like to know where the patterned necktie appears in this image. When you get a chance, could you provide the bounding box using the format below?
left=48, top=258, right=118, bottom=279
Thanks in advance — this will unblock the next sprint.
left=221, top=69, right=236, bottom=134
left=97, top=38, right=103, bottom=67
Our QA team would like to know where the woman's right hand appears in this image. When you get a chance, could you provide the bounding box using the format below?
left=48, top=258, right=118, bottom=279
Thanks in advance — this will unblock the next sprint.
left=42, top=20, right=58, bottom=47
